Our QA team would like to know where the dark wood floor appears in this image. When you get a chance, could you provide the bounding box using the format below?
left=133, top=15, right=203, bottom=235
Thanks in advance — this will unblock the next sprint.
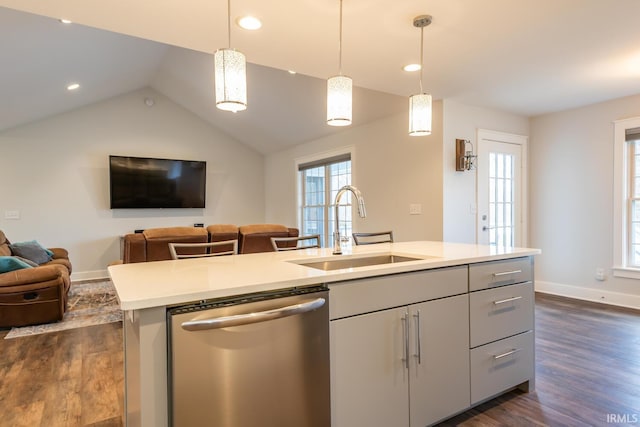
left=0, top=322, right=123, bottom=427
left=0, top=293, right=638, bottom=426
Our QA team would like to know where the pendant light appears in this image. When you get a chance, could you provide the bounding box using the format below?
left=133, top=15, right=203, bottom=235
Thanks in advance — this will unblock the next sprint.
left=215, top=0, right=247, bottom=112
left=327, top=0, right=352, bottom=126
left=409, top=15, right=432, bottom=136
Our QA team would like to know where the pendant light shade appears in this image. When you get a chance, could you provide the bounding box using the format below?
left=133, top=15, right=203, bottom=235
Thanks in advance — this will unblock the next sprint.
left=409, top=15, right=432, bottom=136
left=327, top=0, right=352, bottom=126
left=327, top=75, right=352, bottom=126
left=409, top=93, right=432, bottom=136
left=215, top=0, right=247, bottom=113
left=215, top=48, right=247, bottom=112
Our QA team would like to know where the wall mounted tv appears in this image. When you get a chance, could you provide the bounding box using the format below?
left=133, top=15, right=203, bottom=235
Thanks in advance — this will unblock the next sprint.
left=109, top=155, right=206, bottom=209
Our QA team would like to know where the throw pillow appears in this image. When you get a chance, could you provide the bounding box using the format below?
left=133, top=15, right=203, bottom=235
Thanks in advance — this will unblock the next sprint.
left=9, top=241, right=53, bottom=265
left=0, top=256, right=34, bottom=273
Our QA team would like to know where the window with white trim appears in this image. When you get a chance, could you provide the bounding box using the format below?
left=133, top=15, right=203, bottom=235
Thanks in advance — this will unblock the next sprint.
left=613, top=118, right=640, bottom=278
left=298, top=154, right=351, bottom=248
left=628, top=133, right=640, bottom=267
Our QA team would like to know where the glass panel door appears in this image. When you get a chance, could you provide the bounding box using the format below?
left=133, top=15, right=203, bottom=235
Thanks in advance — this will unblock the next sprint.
left=477, top=132, right=525, bottom=249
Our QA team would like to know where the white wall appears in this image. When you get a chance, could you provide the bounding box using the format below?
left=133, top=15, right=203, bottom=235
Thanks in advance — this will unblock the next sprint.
left=265, top=104, right=444, bottom=243
left=530, top=93, right=640, bottom=308
left=0, top=87, right=265, bottom=279
left=442, top=100, right=530, bottom=243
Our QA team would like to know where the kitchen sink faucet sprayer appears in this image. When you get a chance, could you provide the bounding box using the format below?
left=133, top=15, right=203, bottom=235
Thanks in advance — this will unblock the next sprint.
left=333, top=185, right=366, bottom=255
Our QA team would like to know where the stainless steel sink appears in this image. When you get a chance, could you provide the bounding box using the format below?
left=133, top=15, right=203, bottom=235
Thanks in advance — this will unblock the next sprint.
left=298, top=254, right=423, bottom=271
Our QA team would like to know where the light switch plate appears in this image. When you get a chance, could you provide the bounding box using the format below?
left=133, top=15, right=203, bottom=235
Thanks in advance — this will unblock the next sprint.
left=4, top=210, right=20, bottom=219
left=409, top=204, right=422, bottom=215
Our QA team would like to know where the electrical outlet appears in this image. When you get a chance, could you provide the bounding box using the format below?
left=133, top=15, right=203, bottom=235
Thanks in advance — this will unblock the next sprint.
left=4, top=210, right=19, bottom=219
left=409, top=204, right=422, bottom=215
left=595, top=268, right=605, bottom=281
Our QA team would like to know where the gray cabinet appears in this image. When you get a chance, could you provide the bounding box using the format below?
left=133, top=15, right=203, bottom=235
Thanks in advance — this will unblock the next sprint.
left=409, top=295, right=470, bottom=426
left=468, top=256, right=535, bottom=404
left=329, top=267, right=469, bottom=427
left=470, top=331, right=534, bottom=403
left=329, top=256, right=536, bottom=426
left=469, top=282, right=534, bottom=348
left=330, top=307, right=409, bottom=427
left=469, top=256, right=532, bottom=292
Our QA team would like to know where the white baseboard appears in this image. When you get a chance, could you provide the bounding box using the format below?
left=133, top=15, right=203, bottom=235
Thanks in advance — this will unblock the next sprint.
left=71, top=269, right=109, bottom=282
left=535, top=280, right=640, bottom=310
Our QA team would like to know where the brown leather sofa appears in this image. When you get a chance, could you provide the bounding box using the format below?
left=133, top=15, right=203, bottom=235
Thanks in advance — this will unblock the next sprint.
left=122, top=227, right=209, bottom=263
left=0, top=230, right=72, bottom=328
left=121, top=224, right=299, bottom=263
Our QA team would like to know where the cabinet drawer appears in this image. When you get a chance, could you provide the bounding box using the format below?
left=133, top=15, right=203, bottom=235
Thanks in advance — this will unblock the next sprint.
left=470, top=331, right=534, bottom=405
left=469, top=257, right=532, bottom=291
left=329, top=266, right=467, bottom=320
left=469, top=282, right=534, bottom=348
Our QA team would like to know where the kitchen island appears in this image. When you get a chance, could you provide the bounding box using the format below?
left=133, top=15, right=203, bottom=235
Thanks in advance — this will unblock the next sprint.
left=108, top=241, right=540, bottom=427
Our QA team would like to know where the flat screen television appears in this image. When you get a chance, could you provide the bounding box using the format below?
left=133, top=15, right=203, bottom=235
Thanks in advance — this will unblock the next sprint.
left=109, top=155, right=206, bottom=209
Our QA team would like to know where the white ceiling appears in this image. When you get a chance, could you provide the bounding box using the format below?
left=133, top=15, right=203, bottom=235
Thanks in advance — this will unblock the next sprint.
left=2, top=0, right=640, bottom=153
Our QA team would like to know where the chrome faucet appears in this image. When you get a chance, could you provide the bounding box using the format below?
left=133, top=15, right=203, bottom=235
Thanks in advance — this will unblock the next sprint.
left=333, top=185, right=366, bottom=255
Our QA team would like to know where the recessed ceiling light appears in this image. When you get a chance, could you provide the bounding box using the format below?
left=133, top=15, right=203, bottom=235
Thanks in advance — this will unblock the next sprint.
left=403, top=64, right=422, bottom=72
left=59, top=18, right=72, bottom=24
left=288, top=70, right=297, bottom=75
left=237, top=16, right=262, bottom=30
left=67, top=83, right=80, bottom=91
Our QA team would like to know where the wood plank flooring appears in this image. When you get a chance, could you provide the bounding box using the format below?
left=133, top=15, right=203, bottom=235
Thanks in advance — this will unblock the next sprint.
left=0, top=293, right=638, bottom=426
left=0, top=322, right=123, bottom=427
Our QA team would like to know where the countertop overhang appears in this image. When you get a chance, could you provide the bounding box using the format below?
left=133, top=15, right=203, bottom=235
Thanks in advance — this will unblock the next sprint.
left=108, top=241, right=541, bottom=311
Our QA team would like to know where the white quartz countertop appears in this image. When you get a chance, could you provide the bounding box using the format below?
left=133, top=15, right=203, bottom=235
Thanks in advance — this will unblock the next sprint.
left=108, top=241, right=541, bottom=311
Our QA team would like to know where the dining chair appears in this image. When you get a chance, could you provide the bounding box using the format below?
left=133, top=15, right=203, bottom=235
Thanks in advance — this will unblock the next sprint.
left=352, top=231, right=394, bottom=245
left=271, top=235, right=321, bottom=251
left=169, top=240, right=238, bottom=259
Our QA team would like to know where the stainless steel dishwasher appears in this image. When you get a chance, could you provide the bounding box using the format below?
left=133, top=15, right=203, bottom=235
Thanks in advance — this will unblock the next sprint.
left=167, top=285, right=330, bottom=427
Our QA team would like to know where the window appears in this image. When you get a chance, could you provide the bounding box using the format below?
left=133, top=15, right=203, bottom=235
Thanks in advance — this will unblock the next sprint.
left=298, top=153, right=352, bottom=247
left=488, top=151, right=515, bottom=249
left=613, top=118, right=640, bottom=278
left=629, top=136, right=640, bottom=268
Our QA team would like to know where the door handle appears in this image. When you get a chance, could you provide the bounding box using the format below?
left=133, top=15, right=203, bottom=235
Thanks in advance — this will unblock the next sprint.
left=181, top=297, right=325, bottom=331
left=413, top=310, right=422, bottom=365
left=401, top=312, right=409, bottom=370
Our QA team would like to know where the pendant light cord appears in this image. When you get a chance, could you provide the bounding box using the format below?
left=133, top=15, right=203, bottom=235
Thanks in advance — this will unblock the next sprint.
left=419, top=26, right=424, bottom=93
left=227, top=0, right=232, bottom=48
left=338, top=0, right=343, bottom=75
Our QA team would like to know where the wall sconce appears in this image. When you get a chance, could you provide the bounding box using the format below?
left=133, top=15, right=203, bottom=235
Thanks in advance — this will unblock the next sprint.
left=456, top=139, right=477, bottom=171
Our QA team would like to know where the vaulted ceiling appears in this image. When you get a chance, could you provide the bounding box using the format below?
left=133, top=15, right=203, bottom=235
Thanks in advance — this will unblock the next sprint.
left=2, top=0, right=640, bottom=153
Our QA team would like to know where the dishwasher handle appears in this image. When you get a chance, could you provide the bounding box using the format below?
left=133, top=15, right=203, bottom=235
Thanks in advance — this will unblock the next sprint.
left=181, top=297, right=326, bottom=331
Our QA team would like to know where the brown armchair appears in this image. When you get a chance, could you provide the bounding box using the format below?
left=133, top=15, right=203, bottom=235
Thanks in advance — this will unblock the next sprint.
left=0, top=231, right=72, bottom=328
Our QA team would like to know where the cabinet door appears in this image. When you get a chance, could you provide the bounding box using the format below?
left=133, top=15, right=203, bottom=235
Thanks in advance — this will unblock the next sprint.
left=331, top=307, right=410, bottom=427
left=409, top=294, right=470, bottom=427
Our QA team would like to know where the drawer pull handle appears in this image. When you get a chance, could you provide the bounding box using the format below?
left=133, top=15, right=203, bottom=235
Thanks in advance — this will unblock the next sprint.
left=493, top=348, right=520, bottom=360
left=493, top=296, right=523, bottom=305
left=493, top=269, right=522, bottom=277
